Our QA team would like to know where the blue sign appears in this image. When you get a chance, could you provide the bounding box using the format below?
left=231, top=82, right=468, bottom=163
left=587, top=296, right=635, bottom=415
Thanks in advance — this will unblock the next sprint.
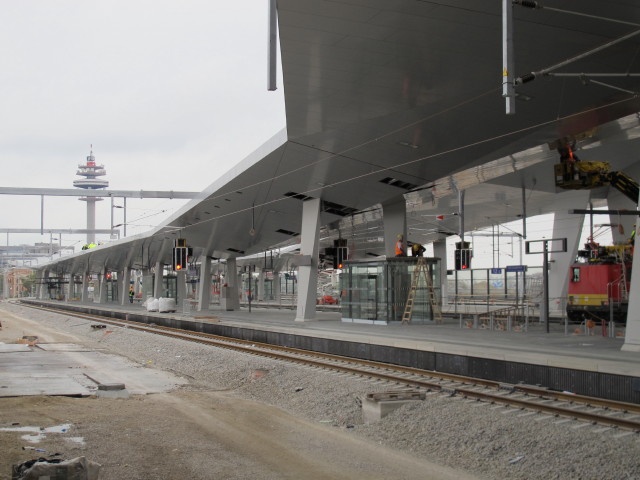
left=490, top=268, right=502, bottom=275
left=506, top=265, right=527, bottom=272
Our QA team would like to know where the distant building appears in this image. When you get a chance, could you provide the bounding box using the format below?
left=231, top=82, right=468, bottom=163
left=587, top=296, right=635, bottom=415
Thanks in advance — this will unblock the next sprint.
left=5, top=267, right=34, bottom=298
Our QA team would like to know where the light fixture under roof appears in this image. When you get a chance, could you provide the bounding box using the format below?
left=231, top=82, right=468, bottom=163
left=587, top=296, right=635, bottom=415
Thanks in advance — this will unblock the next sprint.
left=380, top=177, right=419, bottom=191
left=284, top=191, right=314, bottom=201
left=276, top=228, right=299, bottom=236
left=397, top=141, right=419, bottom=149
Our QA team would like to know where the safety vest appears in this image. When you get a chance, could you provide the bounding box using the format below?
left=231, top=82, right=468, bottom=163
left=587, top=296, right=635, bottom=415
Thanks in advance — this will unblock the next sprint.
left=395, top=240, right=404, bottom=256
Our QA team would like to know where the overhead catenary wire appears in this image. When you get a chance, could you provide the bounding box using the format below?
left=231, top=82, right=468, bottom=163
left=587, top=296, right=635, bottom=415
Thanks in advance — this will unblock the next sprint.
left=165, top=94, right=640, bottom=234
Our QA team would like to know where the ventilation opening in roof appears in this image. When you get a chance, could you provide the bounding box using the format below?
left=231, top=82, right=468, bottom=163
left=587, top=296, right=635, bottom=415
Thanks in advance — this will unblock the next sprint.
left=322, top=200, right=358, bottom=217
left=284, top=191, right=314, bottom=201
left=380, top=177, right=418, bottom=191
left=227, top=247, right=245, bottom=254
left=276, top=228, right=299, bottom=236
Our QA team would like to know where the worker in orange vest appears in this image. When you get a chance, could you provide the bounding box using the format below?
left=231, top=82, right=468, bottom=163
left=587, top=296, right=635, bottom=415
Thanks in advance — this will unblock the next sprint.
left=395, top=234, right=405, bottom=257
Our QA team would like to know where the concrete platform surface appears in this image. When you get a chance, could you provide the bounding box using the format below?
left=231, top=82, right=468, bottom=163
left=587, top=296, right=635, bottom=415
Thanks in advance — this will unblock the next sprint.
left=33, top=300, right=640, bottom=378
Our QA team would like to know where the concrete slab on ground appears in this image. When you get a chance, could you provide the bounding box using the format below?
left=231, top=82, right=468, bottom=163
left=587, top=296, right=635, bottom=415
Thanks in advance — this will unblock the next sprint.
left=0, top=343, right=30, bottom=353
left=0, top=344, right=186, bottom=397
left=36, top=343, right=92, bottom=352
left=0, top=374, right=91, bottom=396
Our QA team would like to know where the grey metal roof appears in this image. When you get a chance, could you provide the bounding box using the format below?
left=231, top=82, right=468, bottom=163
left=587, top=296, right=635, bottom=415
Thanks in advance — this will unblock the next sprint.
left=41, top=1, right=640, bottom=274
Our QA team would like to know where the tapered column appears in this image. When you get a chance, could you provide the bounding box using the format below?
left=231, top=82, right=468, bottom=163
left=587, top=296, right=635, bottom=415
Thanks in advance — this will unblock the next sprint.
left=120, top=269, right=130, bottom=305
left=548, top=191, right=591, bottom=315
left=296, top=198, right=321, bottom=322
left=154, top=261, right=163, bottom=298
left=197, top=256, right=212, bottom=311
left=623, top=189, right=640, bottom=351
left=274, top=270, right=281, bottom=304
left=257, top=269, right=265, bottom=302
left=223, top=258, right=240, bottom=310
left=39, top=270, right=48, bottom=299
left=81, top=272, right=89, bottom=302
left=97, top=271, right=107, bottom=303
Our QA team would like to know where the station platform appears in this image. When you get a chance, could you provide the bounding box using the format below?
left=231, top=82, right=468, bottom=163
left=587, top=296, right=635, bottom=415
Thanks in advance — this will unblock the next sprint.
left=20, top=299, right=640, bottom=404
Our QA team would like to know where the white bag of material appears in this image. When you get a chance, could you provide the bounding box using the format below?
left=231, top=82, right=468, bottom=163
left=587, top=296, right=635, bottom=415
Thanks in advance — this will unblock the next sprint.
left=147, top=298, right=159, bottom=312
left=158, top=297, right=176, bottom=313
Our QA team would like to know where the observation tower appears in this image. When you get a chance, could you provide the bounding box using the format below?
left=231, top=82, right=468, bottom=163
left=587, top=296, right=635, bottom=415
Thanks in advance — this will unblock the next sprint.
left=73, top=147, right=108, bottom=244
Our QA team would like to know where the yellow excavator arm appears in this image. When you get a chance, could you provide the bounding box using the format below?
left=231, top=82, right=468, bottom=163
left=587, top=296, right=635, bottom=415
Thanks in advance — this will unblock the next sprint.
left=554, top=160, right=639, bottom=204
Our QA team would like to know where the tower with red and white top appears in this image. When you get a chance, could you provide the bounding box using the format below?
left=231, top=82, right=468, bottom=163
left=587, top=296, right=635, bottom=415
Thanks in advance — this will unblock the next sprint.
left=73, top=147, right=108, bottom=244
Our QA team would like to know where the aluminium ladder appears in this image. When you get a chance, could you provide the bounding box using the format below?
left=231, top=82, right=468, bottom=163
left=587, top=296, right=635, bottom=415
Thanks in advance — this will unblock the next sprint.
left=401, top=257, right=442, bottom=325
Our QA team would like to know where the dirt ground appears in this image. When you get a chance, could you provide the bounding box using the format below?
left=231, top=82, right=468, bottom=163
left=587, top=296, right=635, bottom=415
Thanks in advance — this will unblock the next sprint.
left=0, top=307, right=478, bottom=480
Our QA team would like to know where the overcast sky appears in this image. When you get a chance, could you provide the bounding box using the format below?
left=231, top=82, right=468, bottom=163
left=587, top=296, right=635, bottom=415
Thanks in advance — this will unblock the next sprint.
left=0, top=1, right=285, bottom=252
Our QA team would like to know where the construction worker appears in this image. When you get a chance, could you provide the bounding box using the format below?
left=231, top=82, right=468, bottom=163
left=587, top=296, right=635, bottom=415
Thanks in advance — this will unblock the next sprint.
left=395, top=234, right=406, bottom=257
left=129, top=286, right=135, bottom=303
left=411, top=243, right=426, bottom=257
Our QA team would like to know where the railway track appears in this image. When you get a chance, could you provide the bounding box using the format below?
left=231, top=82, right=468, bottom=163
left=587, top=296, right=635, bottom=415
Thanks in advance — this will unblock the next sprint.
left=17, top=301, right=640, bottom=433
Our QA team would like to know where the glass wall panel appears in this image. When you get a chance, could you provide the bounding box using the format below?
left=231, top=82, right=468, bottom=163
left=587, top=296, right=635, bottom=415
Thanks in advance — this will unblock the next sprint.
left=488, top=270, right=505, bottom=299
left=340, top=258, right=440, bottom=323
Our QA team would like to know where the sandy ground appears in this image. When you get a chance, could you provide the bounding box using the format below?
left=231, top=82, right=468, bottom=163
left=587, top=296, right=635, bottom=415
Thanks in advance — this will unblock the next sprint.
left=0, top=306, right=479, bottom=480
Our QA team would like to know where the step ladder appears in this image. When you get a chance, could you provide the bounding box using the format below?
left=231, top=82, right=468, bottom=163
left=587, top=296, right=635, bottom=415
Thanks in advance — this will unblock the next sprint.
left=401, top=257, right=442, bottom=325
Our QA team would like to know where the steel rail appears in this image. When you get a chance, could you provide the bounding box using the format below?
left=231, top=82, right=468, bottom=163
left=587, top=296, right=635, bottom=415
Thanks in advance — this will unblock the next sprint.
left=18, top=301, right=640, bottom=431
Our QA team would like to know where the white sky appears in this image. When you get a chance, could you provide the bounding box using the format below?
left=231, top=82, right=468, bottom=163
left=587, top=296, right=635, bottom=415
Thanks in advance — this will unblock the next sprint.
left=0, top=1, right=285, bottom=250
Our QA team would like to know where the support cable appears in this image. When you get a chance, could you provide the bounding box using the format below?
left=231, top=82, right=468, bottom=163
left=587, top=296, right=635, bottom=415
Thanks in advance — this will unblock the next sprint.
left=513, top=1, right=640, bottom=28
left=515, top=28, right=640, bottom=85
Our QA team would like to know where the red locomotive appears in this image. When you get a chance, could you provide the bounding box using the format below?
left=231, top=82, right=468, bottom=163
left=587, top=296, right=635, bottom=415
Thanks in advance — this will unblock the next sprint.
left=567, top=242, right=632, bottom=324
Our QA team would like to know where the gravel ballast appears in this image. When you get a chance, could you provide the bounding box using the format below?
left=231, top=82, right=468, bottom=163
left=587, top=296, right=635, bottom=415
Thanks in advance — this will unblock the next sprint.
left=3, top=302, right=639, bottom=480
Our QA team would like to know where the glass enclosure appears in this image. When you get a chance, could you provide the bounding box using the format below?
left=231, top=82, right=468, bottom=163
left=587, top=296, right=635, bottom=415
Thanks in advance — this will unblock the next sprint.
left=447, top=266, right=543, bottom=306
left=340, top=257, right=441, bottom=324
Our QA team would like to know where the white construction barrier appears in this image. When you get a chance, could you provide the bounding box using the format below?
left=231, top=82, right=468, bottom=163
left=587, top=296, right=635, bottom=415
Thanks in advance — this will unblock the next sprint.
left=158, top=297, right=177, bottom=313
left=147, top=298, right=159, bottom=312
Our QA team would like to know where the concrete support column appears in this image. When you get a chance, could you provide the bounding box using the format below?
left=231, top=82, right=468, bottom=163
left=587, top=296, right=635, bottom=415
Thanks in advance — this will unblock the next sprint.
left=64, top=274, right=71, bottom=301
left=225, top=258, right=240, bottom=310
left=97, top=271, right=107, bottom=304
left=623, top=189, right=640, bottom=351
left=69, top=273, right=82, bottom=299
left=120, top=268, right=130, bottom=306
left=257, top=269, right=265, bottom=302
left=548, top=191, right=591, bottom=315
left=433, top=239, right=449, bottom=306
left=64, top=274, right=72, bottom=301
left=176, top=269, right=187, bottom=306
left=382, top=197, right=407, bottom=257
left=153, top=261, right=163, bottom=298
left=623, top=236, right=640, bottom=350
left=66, top=274, right=73, bottom=300
left=296, top=197, right=321, bottom=322
left=43, top=272, right=50, bottom=300
left=81, top=272, right=89, bottom=303
left=38, top=270, right=47, bottom=299
left=197, top=256, right=212, bottom=311
left=274, top=270, right=281, bottom=304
